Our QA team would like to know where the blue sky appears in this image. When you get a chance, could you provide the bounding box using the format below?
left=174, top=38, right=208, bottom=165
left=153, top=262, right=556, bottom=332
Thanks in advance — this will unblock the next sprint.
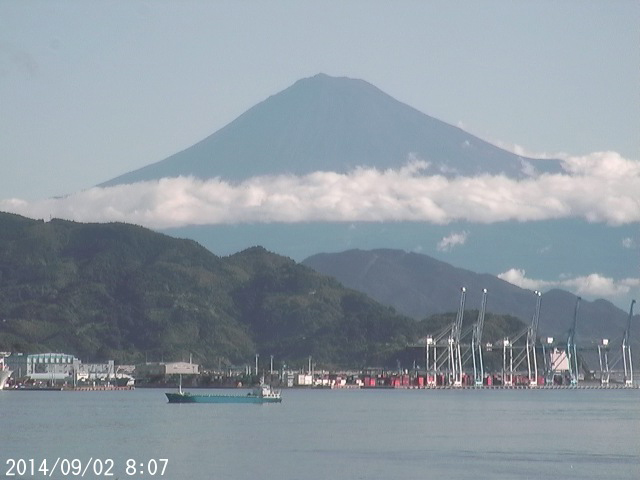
left=1, top=1, right=638, bottom=308
left=1, top=0, right=638, bottom=201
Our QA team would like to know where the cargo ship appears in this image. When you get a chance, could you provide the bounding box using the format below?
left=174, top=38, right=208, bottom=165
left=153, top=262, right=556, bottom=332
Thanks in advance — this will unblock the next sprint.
left=166, top=377, right=282, bottom=404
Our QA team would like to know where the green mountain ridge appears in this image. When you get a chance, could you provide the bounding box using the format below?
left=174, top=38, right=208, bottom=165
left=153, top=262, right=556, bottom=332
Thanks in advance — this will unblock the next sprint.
left=302, top=249, right=639, bottom=355
left=0, top=212, right=526, bottom=369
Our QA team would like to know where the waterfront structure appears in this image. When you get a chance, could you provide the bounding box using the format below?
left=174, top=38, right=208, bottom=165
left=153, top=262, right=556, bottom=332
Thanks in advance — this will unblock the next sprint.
left=598, top=299, right=636, bottom=386
left=502, top=291, right=543, bottom=386
left=0, top=352, right=11, bottom=389
left=566, top=297, right=581, bottom=385
left=470, top=289, right=488, bottom=387
left=621, top=300, right=635, bottom=386
left=2, top=353, right=118, bottom=385
left=541, top=297, right=581, bottom=385
left=135, top=360, right=200, bottom=378
left=4, top=352, right=80, bottom=382
left=419, top=289, right=637, bottom=388
left=76, top=360, right=115, bottom=382
left=525, top=291, right=542, bottom=387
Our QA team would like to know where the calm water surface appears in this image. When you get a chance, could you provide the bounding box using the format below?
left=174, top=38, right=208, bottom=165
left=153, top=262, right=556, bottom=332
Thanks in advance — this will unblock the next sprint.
left=2, top=388, right=639, bottom=480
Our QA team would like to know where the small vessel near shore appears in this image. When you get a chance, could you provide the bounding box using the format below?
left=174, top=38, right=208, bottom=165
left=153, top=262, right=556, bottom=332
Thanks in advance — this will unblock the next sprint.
left=166, top=376, right=282, bottom=404
left=0, top=353, right=12, bottom=390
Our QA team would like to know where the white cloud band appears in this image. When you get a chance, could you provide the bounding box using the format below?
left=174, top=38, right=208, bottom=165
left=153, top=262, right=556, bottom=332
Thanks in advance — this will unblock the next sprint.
left=1, top=151, right=639, bottom=228
left=498, top=268, right=640, bottom=299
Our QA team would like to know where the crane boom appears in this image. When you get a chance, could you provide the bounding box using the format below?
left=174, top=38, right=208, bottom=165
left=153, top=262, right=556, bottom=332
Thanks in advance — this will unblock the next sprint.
left=622, top=299, right=636, bottom=386
left=567, top=297, right=581, bottom=385
left=453, top=287, right=466, bottom=343
left=472, top=289, right=488, bottom=386
left=622, top=299, right=635, bottom=347
left=449, top=287, right=466, bottom=386
left=526, top=291, right=542, bottom=386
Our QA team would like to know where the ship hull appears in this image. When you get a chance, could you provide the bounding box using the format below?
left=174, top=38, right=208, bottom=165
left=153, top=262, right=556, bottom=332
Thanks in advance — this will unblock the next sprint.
left=166, top=392, right=281, bottom=404
left=0, top=370, right=11, bottom=390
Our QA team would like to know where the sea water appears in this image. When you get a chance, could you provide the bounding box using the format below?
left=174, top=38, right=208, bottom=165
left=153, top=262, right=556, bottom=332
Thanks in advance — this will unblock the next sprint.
left=2, top=388, right=638, bottom=480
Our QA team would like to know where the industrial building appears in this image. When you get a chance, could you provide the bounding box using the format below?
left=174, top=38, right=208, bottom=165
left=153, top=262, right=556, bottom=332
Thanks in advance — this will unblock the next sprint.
left=3, top=353, right=116, bottom=384
left=4, top=352, right=80, bottom=381
left=135, top=361, right=200, bottom=378
left=76, top=360, right=115, bottom=382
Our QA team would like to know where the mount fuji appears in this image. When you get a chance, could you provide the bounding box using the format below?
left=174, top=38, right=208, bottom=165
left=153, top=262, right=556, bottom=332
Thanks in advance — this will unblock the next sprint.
left=48, top=74, right=640, bottom=310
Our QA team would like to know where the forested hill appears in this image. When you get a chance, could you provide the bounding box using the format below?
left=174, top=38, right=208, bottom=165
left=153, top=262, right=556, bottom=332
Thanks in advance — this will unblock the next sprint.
left=0, top=213, right=423, bottom=367
left=0, top=213, right=526, bottom=368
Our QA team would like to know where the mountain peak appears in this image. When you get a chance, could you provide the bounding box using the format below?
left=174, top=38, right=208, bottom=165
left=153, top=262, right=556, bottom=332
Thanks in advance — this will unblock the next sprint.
left=297, top=72, right=373, bottom=86
left=300, top=72, right=335, bottom=81
left=297, top=72, right=360, bottom=83
left=100, top=75, right=561, bottom=187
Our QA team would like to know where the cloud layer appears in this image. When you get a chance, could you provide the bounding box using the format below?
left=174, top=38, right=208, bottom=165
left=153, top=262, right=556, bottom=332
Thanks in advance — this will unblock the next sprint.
left=498, top=268, right=640, bottom=299
left=2, top=151, right=639, bottom=229
left=437, top=231, right=469, bottom=252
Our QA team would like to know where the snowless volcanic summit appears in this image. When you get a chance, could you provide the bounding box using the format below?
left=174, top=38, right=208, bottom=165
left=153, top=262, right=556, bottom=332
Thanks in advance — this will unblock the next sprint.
left=100, top=73, right=560, bottom=187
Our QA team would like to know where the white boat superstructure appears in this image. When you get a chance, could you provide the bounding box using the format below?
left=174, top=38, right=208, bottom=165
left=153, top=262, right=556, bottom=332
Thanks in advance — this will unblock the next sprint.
left=253, top=383, right=282, bottom=400
left=0, top=353, right=12, bottom=390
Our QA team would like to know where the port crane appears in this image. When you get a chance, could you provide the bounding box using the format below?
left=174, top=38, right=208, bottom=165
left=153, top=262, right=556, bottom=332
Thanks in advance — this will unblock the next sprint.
left=600, top=300, right=636, bottom=386
left=566, top=297, right=581, bottom=385
left=543, top=297, right=581, bottom=385
left=525, top=291, right=542, bottom=387
left=425, top=320, right=458, bottom=387
left=422, top=288, right=633, bottom=390
left=597, top=338, right=611, bottom=385
left=622, top=299, right=635, bottom=386
left=425, top=287, right=495, bottom=387
left=418, top=289, right=630, bottom=389
left=424, top=330, right=446, bottom=386
left=501, top=291, right=543, bottom=386
left=470, top=289, right=488, bottom=386
left=448, top=287, right=466, bottom=386
left=424, top=287, right=467, bottom=386
left=424, top=317, right=454, bottom=386
left=501, top=330, right=521, bottom=386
